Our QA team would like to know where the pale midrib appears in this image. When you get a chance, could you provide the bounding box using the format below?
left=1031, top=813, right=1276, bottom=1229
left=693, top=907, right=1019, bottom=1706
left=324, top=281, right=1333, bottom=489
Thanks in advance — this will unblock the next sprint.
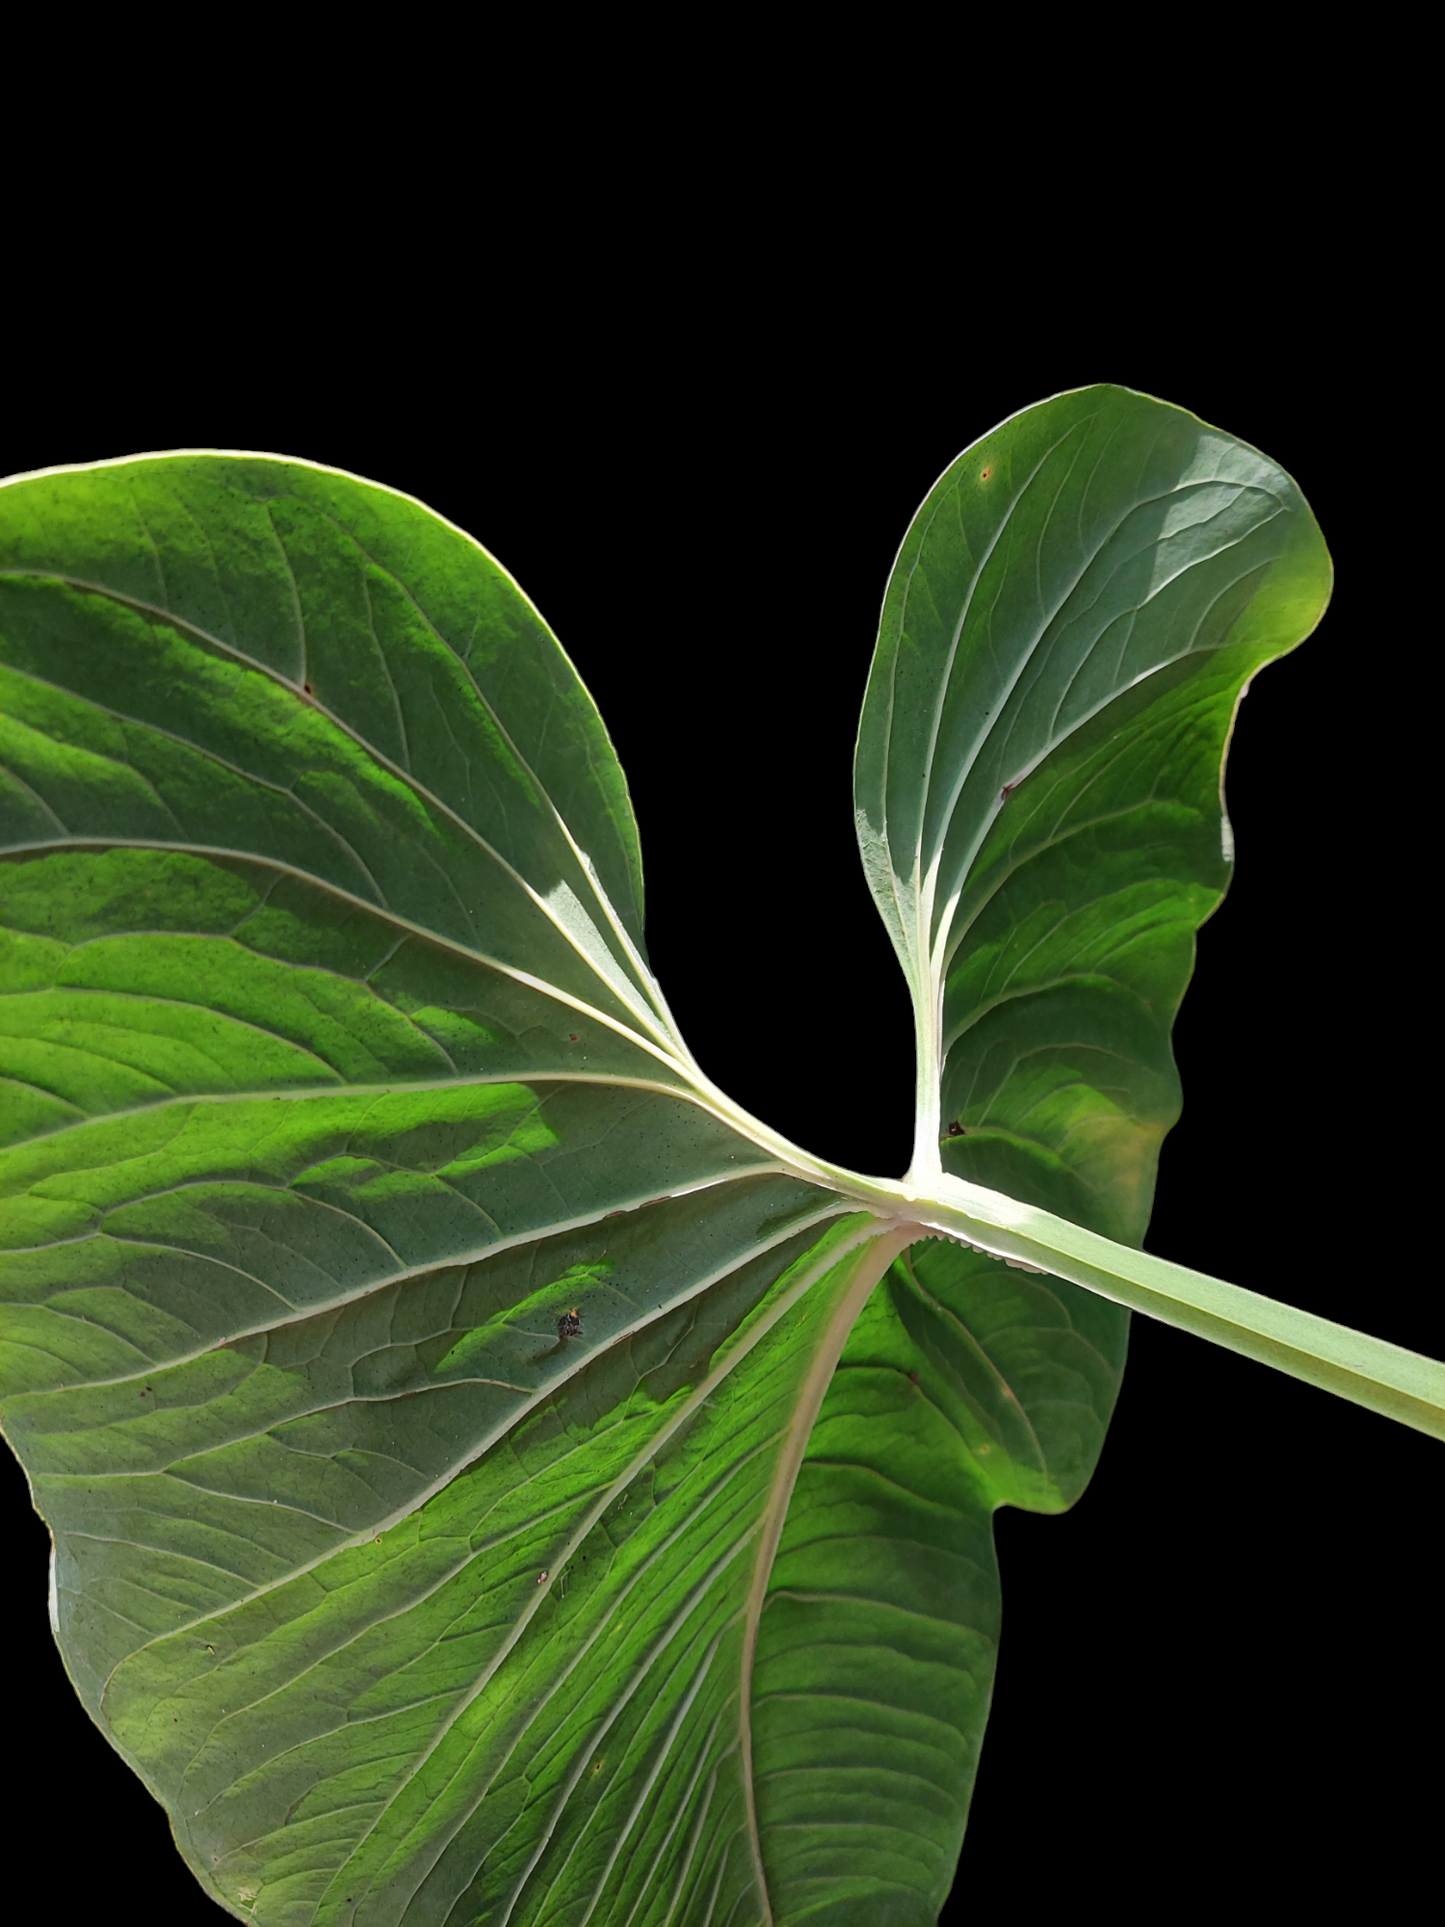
left=902, top=424, right=1093, bottom=1184
left=0, top=448, right=642, bottom=953
left=44, top=1191, right=841, bottom=1484
left=317, top=1219, right=886, bottom=1920
left=304, top=502, right=653, bottom=1006
left=0, top=839, right=895, bottom=1214
left=925, top=512, right=1281, bottom=980
left=0, top=839, right=698, bottom=1091
left=88, top=1196, right=856, bottom=1681
left=909, top=422, right=1089, bottom=911
left=10, top=1153, right=798, bottom=1387
left=734, top=1224, right=912, bottom=1925
left=929, top=496, right=1288, bottom=982
left=171, top=1490, right=588, bottom=1785
left=501, top=1542, right=754, bottom=1927
left=0, top=568, right=677, bottom=1053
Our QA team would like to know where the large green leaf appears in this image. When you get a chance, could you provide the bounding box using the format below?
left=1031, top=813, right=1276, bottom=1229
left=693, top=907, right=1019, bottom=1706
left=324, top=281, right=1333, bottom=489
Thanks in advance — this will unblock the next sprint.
left=0, top=454, right=873, bottom=1921
left=0, top=405, right=1438, bottom=1925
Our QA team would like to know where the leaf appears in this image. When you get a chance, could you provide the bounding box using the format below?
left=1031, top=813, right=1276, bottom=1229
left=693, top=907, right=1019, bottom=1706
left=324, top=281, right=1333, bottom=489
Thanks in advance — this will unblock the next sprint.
left=0, top=411, right=1438, bottom=1926
left=848, top=389, right=1438, bottom=1430
left=0, top=454, right=879, bottom=1921
left=855, top=384, right=1331, bottom=1184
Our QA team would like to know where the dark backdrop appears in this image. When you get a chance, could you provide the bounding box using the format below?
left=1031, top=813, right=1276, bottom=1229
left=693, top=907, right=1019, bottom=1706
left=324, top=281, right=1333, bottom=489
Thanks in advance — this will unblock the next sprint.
left=2, top=291, right=1434, bottom=1920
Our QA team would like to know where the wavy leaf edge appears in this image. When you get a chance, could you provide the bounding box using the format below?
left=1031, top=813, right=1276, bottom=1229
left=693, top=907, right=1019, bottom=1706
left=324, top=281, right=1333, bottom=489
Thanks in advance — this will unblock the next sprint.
left=1, top=397, right=1438, bottom=1927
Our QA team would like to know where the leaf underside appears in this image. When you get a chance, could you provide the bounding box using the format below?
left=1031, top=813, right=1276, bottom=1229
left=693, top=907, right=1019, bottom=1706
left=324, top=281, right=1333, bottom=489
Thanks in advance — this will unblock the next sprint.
left=0, top=392, right=1332, bottom=1924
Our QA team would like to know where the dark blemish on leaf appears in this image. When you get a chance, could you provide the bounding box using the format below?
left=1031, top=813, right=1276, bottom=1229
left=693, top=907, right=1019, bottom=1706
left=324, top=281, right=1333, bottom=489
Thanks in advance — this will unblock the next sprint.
left=909, top=1369, right=921, bottom=1386
left=1000, top=780, right=1019, bottom=802
left=568, top=1033, right=579, bottom=1042
left=302, top=681, right=313, bottom=696
left=981, top=466, right=993, bottom=480
left=557, top=1309, right=582, bottom=1340
left=946, top=1122, right=966, bottom=1137
left=537, top=1570, right=548, bottom=1585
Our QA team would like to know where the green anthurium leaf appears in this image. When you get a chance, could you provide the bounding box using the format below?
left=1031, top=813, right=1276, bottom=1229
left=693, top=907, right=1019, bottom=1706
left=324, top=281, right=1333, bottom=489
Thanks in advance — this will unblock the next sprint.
left=0, top=418, right=1438, bottom=1926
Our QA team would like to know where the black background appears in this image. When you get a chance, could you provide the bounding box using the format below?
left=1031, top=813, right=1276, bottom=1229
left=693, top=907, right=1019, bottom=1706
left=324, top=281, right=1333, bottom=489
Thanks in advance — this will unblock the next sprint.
left=2, top=271, right=1434, bottom=1921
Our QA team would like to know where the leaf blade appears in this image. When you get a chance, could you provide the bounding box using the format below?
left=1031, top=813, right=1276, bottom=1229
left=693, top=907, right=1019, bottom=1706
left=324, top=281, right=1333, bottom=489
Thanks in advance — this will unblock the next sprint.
left=0, top=452, right=647, bottom=953
left=0, top=453, right=880, bottom=1924
left=854, top=383, right=1332, bottom=1175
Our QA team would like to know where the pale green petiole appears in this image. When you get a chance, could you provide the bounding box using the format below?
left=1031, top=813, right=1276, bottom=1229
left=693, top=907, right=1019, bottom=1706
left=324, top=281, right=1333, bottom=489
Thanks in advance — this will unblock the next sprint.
left=678, top=1068, right=1445, bottom=1442
left=887, top=1168, right=1445, bottom=1441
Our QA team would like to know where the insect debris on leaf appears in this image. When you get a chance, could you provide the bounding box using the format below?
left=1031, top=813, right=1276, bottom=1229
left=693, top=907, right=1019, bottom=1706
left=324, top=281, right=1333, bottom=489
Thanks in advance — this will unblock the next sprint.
left=557, top=1308, right=583, bottom=1340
